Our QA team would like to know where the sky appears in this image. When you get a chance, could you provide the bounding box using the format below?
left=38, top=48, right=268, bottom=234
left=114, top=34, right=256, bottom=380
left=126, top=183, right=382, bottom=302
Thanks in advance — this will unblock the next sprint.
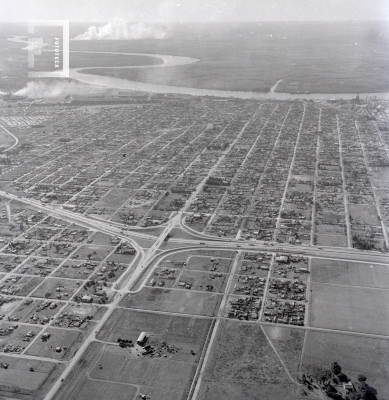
left=1, top=0, right=389, bottom=23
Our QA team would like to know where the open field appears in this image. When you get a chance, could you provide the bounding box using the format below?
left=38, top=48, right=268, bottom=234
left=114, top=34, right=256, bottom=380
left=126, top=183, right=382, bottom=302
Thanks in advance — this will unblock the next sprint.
left=25, top=327, right=84, bottom=361
left=56, top=341, right=187, bottom=400
left=198, top=320, right=303, bottom=399
left=349, top=204, right=381, bottom=226
left=309, top=282, right=389, bottom=335
left=301, top=330, right=389, bottom=395
left=202, top=320, right=293, bottom=384
left=198, top=382, right=303, bottom=400
left=311, top=258, right=389, bottom=288
left=120, top=287, right=222, bottom=316
left=262, top=325, right=305, bottom=379
left=0, top=355, right=64, bottom=400
left=89, top=309, right=212, bottom=399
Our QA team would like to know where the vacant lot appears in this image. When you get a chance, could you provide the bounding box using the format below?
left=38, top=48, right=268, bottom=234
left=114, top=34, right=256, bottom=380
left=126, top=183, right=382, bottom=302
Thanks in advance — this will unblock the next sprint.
left=262, top=325, right=305, bottom=379
left=311, top=259, right=389, bottom=288
left=120, top=287, right=222, bottom=316
left=203, top=320, right=291, bottom=385
left=309, top=282, right=389, bottom=335
left=302, top=330, right=389, bottom=395
left=185, top=255, right=233, bottom=273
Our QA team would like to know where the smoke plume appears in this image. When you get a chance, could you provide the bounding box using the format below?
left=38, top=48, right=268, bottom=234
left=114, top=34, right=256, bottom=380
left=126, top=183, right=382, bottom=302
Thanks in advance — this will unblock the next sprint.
left=73, top=18, right=169, bottom=40
left=14, top=81, right=85, bottom=98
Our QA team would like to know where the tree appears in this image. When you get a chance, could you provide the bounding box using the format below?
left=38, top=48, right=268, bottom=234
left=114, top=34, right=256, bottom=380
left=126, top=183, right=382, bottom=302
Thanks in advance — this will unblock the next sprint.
left=331, top=362, right=342, bottom=375
left=358, top=374, right=367, bottom=382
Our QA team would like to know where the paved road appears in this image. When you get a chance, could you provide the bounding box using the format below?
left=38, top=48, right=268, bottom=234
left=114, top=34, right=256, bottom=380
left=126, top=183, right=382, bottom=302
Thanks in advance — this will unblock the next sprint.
left=0, top=190, right=387, bottom=400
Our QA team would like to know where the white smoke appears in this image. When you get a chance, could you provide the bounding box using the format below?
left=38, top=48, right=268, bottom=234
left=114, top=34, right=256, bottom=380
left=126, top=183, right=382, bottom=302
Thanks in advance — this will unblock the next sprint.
left=14, top=81, right=85, bottom=98
left=73, top=18, right=169, bottom=40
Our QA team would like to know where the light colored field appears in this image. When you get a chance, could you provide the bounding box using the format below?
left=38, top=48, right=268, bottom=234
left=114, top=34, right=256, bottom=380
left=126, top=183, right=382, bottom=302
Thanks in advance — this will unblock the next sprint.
left=302, top=330, right=389, bottom=395
left=309, top=282, right=389, bottom=335
left=120, top=287, right=222, bottom=316
left=311, top=259, right=389, bottom=288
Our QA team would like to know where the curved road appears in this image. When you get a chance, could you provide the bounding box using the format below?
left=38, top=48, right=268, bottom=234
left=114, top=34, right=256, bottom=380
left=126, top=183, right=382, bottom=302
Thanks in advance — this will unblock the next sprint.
left=0, top=124, right=19, bottom=151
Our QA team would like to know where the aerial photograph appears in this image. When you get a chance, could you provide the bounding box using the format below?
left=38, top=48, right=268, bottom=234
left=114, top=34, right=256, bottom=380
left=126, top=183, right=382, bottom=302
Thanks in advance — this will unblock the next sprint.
left=0, top=0, right=388, bottom=399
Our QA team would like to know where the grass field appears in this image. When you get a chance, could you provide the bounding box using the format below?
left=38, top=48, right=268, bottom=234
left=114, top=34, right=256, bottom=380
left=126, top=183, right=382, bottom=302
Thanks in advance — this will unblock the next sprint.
left=120, top=287, right=222, bottom=316
left=309, top=282, right=389, bottom=335
left=311, top=258, right=389, bottom=288
left=302, top=330, right=389, bottom=395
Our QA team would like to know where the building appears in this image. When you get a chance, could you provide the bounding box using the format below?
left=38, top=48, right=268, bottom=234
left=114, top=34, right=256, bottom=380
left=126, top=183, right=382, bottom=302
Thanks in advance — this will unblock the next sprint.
left=137, top=332, right=148, bottom=346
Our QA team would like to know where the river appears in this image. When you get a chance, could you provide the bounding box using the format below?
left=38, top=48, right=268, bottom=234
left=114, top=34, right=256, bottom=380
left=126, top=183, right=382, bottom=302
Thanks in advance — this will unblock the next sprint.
left=69, top=52, right=389, bottom=100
